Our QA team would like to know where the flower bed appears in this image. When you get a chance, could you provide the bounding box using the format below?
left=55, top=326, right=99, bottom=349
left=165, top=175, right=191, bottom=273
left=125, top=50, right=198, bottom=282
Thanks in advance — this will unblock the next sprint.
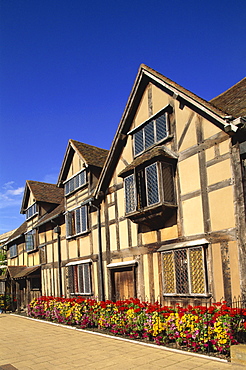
left=28, top=296, right=246, bottom=358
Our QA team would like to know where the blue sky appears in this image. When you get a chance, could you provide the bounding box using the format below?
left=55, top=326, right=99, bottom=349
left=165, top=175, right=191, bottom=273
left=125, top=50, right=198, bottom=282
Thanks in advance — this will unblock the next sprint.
left=0, top=0, right=245, bottom=234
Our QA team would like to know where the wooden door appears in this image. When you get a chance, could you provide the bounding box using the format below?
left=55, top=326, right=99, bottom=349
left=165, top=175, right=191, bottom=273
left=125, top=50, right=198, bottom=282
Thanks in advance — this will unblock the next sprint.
left=111, top=267, right=136, bottom=301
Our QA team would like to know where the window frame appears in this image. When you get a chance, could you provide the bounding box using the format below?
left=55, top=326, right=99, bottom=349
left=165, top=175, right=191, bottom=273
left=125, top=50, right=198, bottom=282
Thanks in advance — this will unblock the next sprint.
left=9, top=244, right=18, bottom=258
left=124, top=160, right=176, bottom=215
left=66, top=205, right=88, bottom=239
left=133, top=111, right=169, bottom=157
left=26, top=203, right=38, bottom=220
left=66, top=261, right=92, bottom=295
left=64, top=169, right=87, bottom=196
left=25, top=230, right=36, bottom=252
left=162, top=245, right=209, bottom=297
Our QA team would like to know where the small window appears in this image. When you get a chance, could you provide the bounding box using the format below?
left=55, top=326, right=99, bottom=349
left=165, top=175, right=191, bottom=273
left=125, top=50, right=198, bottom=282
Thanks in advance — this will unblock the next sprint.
left=162, top=246, right=207, bottom=296
left=67, top=263, right=92, bottom=295
left=26, top=203, right=37, bottom=220
left=64, top=170, right=86, bottom=195
left=66, top=205, right=88, bottom=238
left=9, top=244, right=17, bottom=258
left=133, top=112, right=168, bottom=157
left=25, top=230, right=36, bottom=252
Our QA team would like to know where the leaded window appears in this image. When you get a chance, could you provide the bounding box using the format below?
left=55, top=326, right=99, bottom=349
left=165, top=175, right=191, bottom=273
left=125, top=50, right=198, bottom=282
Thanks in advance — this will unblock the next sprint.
left=133, top=112, right=168, bottom=156
left=9, top=244, right=17, bottom=258
left=25, top=230, right=36, bottom=252
left=124, top=161, right=175, bottom=214
left=65, top=170, right=86, bottom=195
left=26, top=203, right=37, bottom=220
left=66, top=205, right=88, bottom=238
left=67, top=263, right=92, bottom=294
left=162, top=246, right=207, bottom=295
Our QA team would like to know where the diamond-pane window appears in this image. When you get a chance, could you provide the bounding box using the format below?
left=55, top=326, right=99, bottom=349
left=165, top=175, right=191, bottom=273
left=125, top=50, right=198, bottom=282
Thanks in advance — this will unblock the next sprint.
left=134, top=130, right=144, bottom=156
left=156, top=113, right=167, bottom=142
left=124, top=174, right=136, bottom=214
left=133, top=112, right=168, bottom=157
left=162, top=246, right=207, bottom=296
left=66, top=205, right=88, bottom=237
left=64, top=170, right=86, bottom=196
left=145, top=163, right=159, bottom=206
left=144, top=121, right=155, bottom=149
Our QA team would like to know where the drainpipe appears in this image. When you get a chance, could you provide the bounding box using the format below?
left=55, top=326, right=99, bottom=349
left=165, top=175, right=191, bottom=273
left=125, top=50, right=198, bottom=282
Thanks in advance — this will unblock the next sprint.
left=54, top=225, right=62, bottom=297
left=90, top=201, right=105, bottom=301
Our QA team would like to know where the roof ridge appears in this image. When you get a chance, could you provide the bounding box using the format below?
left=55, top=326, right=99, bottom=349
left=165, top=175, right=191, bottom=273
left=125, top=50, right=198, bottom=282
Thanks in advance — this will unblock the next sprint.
left=210, top=77, right=246, bottom=102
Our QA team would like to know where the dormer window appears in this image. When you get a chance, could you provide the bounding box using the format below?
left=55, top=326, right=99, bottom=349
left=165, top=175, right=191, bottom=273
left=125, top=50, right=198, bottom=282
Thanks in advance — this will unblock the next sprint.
left=26, top=203, right=37, bottom=220
left=64, top=169, right=86, bottom=196
left=133, top=111, right=168, bottom=157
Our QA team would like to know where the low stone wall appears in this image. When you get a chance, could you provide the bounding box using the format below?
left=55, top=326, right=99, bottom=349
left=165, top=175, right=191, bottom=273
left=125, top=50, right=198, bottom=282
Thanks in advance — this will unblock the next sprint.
left=231, top=344, right=246, bottom=366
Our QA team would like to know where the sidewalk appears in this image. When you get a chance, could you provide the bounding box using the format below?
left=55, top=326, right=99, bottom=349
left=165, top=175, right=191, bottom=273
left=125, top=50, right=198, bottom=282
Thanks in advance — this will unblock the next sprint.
left=0, top=314, right=244, bottom=369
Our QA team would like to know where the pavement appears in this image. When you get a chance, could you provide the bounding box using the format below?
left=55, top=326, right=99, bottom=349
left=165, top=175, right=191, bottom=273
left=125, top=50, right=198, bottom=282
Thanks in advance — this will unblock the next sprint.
left=0, top=314, right=244, bottom=370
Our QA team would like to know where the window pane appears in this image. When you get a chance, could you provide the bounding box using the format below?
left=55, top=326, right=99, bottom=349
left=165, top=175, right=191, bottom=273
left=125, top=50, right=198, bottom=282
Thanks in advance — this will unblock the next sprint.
left=26, top=231, right=34, bottom=251
left=137, top=169, right=147, bottom=209
left=75, top=174, right=80, bottom=189
left=124, top=174, right=136, bottom=213
left=79, top=171, right=86, bottom=187
left=156, top=113, right=167, bottom=142
left=67, top=266, right=74, bottom=294
left=189, top=247, right=205, bottom=294
left=144, top=121, right=155, bottom=149
left=75, top=209, right=81, bottom=234
left=174, top=249, right=189, bottom=294
left=162, top=163, right=175, bottom=203
left=81, top=206, right=87, bottom=232
left=69, top=178, right=75, bottom=192
left=145, top=163, right=159, bottom=206
left=65, top=182, right=69, bottom=195
left=134, top=130, right=144, bottom=156
left=83, top=264, right=91, bottom=293
left=163, top=252, right=175, bottom=293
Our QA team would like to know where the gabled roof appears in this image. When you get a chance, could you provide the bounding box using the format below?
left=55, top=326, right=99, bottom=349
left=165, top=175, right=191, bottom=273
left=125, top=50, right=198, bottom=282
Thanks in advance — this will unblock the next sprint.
left=5, top=221, right=27, bottom=245
left=35, top=199, right=65, bottom=228
left=0, top=229, right=17, bottom=244
left=57, top=139, right=109, bottom=186
left=210, top=77, right=246, bottom=118
left=21, top=181, right=64, bottom=213
left=94, top=64, right=239, bottom=197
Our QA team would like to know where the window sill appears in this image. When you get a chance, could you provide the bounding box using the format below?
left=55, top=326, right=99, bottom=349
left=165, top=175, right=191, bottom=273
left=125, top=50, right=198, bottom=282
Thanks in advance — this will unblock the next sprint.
left=126, top=203, right=177, bottom=226
left=66, top=229, right=90, bottom=240
left=65, top=183, right=88, bottom=197
left=70, top=292, right=93, bottom=296
left=163, top=293, right=212, bottom=298
left=26, top=248, right=38, bottom=254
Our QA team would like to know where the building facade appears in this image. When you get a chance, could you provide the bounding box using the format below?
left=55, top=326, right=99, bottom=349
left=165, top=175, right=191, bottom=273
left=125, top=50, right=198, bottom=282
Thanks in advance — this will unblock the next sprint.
left=4, top=65, right=246, bottom=310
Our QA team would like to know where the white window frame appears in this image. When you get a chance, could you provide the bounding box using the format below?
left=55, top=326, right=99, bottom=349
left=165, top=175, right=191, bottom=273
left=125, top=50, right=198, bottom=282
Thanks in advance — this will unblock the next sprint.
left=64, top=169, right=87, bottom=196
left=26, top=203, right=38, bottom=220
left=66, top=259, right=92, bottom=295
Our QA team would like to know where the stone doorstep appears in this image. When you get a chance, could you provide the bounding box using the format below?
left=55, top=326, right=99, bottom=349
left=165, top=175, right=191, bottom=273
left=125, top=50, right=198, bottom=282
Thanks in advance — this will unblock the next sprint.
left=231, top=344, right=246, bottom=366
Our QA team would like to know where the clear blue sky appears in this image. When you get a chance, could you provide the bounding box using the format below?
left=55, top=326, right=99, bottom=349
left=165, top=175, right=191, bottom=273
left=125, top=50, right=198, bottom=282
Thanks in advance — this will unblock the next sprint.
left=0, top=0, right=245, bottom=234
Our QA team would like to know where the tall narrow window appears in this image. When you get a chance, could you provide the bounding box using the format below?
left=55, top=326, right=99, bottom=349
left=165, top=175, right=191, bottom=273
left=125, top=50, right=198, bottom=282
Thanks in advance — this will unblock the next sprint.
left=124, top=174, right=136, bottom=213
left=26, top=230, right=36, bottom=252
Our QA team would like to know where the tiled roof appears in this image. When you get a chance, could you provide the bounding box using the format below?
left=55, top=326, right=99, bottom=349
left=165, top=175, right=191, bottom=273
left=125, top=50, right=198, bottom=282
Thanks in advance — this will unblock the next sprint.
left=0, top=229, right=17, bottom=244
left=13, top=265, right=40, bottom=279
left=5, top=221, right=27, bottom=244
left=7, top=266, right=27, bottom=278
left=35, top=200, right=65, bottom=227
left=70, top=140, right=109, bottom=168
left=27, top=181, right=64, bottom=204
left=118, top=145, right=178, bottom=177
left=210, top=77, right=246, bottom=118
